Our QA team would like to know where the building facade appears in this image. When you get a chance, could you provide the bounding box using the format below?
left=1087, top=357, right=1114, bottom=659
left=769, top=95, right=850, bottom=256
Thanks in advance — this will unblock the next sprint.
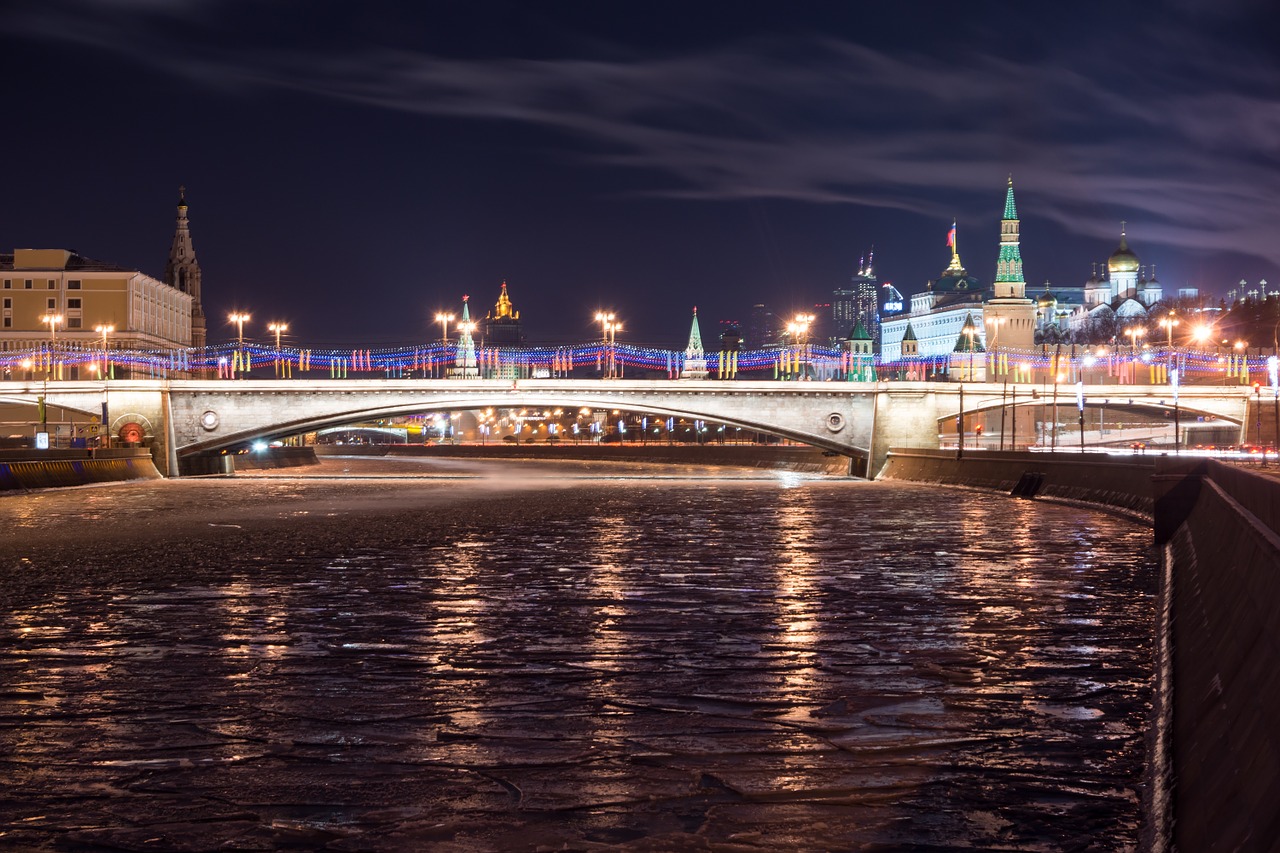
left=2, top=248, right=192, bottom=370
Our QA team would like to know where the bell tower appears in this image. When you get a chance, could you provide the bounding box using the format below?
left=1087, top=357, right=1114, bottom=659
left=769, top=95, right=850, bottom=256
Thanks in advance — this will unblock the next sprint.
left=165, top=186, right=206, bottom=348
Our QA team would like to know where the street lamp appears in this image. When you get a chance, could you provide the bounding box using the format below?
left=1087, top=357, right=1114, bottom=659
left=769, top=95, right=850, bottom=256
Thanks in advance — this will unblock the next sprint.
left=40, top=313, right=63, bottom=379
left=786, top=313, right=814, bottom=379
left=1124, top=326, right=1146, bottom=355
left=1192, top=324, right=1213, bottom=349
left=596, top=312, right=621, bottom=377
left=268, top=322, right=288, bottom=378
left=1158, top=313, right=1179, bottom=349
left=434, top=312, right=454, bottom=345
left=94, top=324, right=114, bottom=378
left=228, top=312, right=250, bottom=347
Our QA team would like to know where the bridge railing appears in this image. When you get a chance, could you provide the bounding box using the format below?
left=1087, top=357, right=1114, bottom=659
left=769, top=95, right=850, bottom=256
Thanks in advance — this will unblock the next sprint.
left=1, top=340, right=1274, bottom=388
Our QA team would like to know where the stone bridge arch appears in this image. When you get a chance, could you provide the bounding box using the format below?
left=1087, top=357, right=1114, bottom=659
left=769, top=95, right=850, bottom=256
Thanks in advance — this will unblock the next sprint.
left=166, top=380, right=878, bottom=470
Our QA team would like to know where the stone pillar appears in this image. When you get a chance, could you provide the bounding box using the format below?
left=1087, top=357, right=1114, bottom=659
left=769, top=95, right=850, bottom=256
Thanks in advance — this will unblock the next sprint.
left=869, top=387, right=941, bottom=476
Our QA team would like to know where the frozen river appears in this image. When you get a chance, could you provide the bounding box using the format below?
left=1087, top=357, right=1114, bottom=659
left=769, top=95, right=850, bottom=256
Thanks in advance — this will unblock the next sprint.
left=0, top=457, right=1156, bottom=850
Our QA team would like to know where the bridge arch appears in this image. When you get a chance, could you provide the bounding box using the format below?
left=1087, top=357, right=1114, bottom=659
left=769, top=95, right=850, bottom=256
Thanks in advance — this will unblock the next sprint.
left=176, top=390, right=866, bottom=461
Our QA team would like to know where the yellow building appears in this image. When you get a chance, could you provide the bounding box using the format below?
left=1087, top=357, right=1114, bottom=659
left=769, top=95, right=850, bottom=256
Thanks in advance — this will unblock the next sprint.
left=2, top=247, right=192, bottom=377
left=1, top=190, right=207, bottom=379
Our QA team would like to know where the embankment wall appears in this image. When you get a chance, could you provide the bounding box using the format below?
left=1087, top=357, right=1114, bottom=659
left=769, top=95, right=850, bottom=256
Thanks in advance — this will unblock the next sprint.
left=0, top=449, right=162, bottom=491
left=877, top=448, right=1280, bottom=850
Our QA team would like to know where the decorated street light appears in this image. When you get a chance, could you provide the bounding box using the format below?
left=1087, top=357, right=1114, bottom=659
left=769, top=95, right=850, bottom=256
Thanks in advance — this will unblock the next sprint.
left=268, top=322, right=288, bottom=378
left=228, top=312, right=251, bottom=347
left=40, top=313, right=63, bottom=379
left=435, top=311, right=454, bottom=345
left=94, top=324, right=114, bottom=378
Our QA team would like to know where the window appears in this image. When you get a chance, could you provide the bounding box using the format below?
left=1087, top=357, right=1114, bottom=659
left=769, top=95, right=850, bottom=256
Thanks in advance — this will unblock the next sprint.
left=67, top=298, right=81, bottom=309
left=67, top=280, right=81, bottom=290
left=47, top=298, right=57, bottom=309
left=2, top=298, right=9, bottom=309
left=2, top=280, right=9, bottom=289
left=47, top=280, right=55, bottom=290
left=68, top=317, right=82, bottom=329
left=24, top=280, right=32, bottom=289
left=2, top=318, right=9, bottom=328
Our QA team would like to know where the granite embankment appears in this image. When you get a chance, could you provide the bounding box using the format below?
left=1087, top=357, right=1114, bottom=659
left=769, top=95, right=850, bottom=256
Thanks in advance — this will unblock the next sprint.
left=879, top=448, right=1280, bottom=850
left=0, top=448, right=160, bottom=491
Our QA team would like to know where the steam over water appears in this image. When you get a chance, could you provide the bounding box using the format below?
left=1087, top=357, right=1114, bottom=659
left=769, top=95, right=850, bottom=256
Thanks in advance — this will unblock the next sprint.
left=0, top=458, right=1155, bottom=850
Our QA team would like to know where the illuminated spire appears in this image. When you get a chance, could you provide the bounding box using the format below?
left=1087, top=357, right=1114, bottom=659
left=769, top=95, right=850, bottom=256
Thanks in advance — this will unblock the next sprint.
left=685, top=306, right=704, bottom=357
left=993, top=176, right=1026, bottom=298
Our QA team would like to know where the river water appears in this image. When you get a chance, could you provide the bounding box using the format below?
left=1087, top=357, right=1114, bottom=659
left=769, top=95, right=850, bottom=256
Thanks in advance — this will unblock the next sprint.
left=0, top=457, right=1156, bottom=851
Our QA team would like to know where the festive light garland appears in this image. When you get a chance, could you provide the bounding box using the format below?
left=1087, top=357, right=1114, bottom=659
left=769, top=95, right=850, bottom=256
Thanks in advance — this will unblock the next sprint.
left=0, top=339, right=1276, bottom=385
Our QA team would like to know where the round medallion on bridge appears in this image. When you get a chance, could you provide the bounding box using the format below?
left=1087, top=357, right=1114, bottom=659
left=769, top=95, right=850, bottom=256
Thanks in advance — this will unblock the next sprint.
left=826, top=412, right=845, bottom=433
left=200, top=410, right=220, bottom=431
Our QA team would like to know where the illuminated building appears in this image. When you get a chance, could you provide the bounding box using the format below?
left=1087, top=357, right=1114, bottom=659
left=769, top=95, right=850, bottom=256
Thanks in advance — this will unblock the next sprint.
left=831, top=250, right=881, bottom=348
left=879, top=220, right=988, bottom=361
left=1, top=249, right=192, bottom=372
left=481, top=280, right=525, bottom=346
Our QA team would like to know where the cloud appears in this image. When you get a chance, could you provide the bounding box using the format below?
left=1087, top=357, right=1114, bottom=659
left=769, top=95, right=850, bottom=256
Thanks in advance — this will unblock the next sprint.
left=5, top=2, right=1280, bottom=270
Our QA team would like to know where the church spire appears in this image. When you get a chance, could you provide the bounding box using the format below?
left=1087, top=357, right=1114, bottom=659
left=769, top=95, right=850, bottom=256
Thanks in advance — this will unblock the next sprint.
left=993, top=175, right=1026, bottom=298
left=165, top=185, right=206, bottom=348
left=685, top=306, right=704, bottom=357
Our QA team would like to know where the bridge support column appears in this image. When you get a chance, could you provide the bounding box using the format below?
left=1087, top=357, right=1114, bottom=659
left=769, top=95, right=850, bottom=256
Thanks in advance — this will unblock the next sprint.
left=869, top=388, right=940, bottom=477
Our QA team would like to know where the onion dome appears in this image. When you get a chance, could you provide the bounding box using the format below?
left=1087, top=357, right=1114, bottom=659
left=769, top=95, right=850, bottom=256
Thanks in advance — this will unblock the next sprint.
left=1108, top=225, right=1140, bottom=274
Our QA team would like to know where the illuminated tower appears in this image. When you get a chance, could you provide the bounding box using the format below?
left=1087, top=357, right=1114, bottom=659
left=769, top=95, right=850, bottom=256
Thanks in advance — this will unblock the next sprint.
left=164, top=186, right=206, bottom=348
left=452, top=296, right=479, bottom=377
left=680, top=306, right=708, bottom=379
left=482, top=280, right=525, bottom=345
left=981, top=176, right=1037, bottom=350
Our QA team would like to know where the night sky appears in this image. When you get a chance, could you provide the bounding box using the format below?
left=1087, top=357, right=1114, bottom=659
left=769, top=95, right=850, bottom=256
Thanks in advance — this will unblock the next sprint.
left=3, top=1, right=1279, bottom=348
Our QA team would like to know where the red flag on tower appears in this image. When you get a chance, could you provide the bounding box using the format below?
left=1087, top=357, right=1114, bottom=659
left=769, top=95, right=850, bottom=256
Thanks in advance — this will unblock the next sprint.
left=946, top=222, right=956, bottom=248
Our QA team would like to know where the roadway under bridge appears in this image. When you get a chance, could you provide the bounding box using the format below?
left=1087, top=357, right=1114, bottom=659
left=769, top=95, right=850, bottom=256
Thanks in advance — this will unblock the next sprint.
left=3, top=378, right=1254, bottom=476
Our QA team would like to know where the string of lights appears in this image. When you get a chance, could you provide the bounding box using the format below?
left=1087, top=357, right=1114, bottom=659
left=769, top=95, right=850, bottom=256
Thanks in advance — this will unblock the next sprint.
left=1, top=339, right=1276, bottom=383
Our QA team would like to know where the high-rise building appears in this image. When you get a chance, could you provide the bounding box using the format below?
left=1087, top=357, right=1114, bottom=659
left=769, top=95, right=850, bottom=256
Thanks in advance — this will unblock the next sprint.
left=164, top=187, right=206, bottom=349
left=746, top=304, right=779, bottom=348
left=481, top=281, right=524, bottom=346
left=832, top=250, right=880, bottom=347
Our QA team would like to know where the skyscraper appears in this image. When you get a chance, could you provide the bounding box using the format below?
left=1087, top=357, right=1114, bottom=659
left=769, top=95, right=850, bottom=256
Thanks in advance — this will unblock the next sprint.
left=832, top=250, right=880, bottom=347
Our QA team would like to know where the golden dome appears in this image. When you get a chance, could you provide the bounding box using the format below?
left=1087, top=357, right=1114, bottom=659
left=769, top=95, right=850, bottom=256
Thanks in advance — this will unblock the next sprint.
left=1108, top=228, right=1140, bottom=274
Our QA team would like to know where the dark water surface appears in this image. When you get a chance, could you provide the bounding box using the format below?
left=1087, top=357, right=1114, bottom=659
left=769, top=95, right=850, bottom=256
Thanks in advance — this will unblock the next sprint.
left=0, top=458, right=1156, bottom=851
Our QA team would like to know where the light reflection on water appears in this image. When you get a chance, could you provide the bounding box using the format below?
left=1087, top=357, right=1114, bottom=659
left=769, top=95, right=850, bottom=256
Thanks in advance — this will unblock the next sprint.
left=0, top=463, right=1155, bottom=851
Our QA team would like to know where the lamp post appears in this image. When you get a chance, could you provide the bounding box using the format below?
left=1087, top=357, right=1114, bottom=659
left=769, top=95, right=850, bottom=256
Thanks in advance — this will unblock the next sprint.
left=268, top=322, right=288, bottom=378
left=228, top=312, right=251, bottom=379
left=786, top=313, right=814, bottom=380
left=596, top=312, right=621, bottom=378
left=40, top=313, right=63, bottom=379
left=94, top=324, right=114, bottom=378
left=435, top=312, right=454, bottom=344
left=1159, top=313, right=1178, bottom=350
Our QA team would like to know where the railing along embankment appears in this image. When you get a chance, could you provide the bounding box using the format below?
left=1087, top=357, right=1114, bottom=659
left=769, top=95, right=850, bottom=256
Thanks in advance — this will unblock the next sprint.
left=1154, top=459, right=1280, bottom=852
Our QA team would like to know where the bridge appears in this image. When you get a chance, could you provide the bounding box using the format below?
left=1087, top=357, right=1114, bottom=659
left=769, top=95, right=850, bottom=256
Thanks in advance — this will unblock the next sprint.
left=2, top=377, right=1255, bottom=476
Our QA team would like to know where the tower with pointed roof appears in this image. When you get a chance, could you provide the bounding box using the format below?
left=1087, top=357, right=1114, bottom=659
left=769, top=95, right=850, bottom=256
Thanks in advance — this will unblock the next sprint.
left=980, top=176, right=1037, bottom=351
left=949, top=312, right=987, bottom=381
left=842, top=317, right=875, bottom=381
left=164, top=187, right=206, bottom=348
left=482, top=280, right=525, bottom=346
left=680, top=307, right=708, bottom=379
left=451, top=296, right=479, bottom=377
